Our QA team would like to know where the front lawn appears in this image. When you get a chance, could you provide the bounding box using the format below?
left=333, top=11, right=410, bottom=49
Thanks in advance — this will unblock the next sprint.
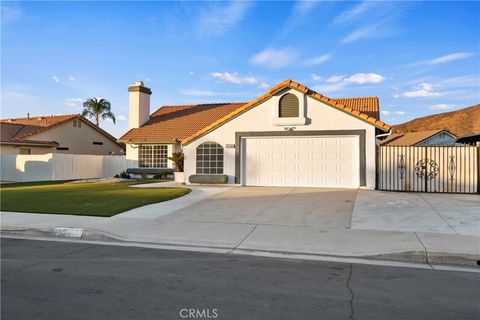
left=0, top=180, right=190, bottom=217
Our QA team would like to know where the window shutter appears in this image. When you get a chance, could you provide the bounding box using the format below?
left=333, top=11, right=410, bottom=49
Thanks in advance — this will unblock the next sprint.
left=279, top=93, right=299, bottom=117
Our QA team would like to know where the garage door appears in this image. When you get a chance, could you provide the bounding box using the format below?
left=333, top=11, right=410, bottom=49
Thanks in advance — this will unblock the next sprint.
left=243, top=136, right=359, bottom=188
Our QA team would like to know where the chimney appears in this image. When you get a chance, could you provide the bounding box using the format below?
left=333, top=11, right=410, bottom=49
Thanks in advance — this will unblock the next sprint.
left=128, top=81, right=152, bottom=130
left=27, top=113, right=30, bottom=119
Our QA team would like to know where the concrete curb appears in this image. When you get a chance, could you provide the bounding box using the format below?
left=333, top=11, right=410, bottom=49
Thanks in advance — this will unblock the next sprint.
left=2, top=227, right=479, bottom=267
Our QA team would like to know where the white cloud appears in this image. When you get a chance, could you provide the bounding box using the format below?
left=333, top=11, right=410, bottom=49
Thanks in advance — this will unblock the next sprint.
left=310, top=74, right=323, bottom=81
left=430, top=103, right=456, bottom=110
left=401, top=82, right=441, bottom=98
left=250, top=47, right=298, bottom=69
left=258, top=82, right=270, bottom=89
left=344, top=73, right=385, bottom=84
left=332, top=1, right=377, bottom=26
left=65, top=98, right=83, bottom=108
left=427, top=52, right=474, bottom=65
left=302, top=54, right=331, bottom=66
left=381, top=111, right=390, bottom=115
left=211, top=72, right=258, bottom=85
left=68, top=76, right=75, bottom=81
left=341, top=24, right=388, bottom=44
left=117, top=115, right=127, bottom=121
left=52, top=75, right=60, bottom=83
left=395, top=111, right=405, bottom=115
left=1, top=3, right=22, bottom=24
left=198, top=1, right=252, bottom=37
left=312, top=82, right=346, bottom=93
left=326, top=75, right=344, bottom=83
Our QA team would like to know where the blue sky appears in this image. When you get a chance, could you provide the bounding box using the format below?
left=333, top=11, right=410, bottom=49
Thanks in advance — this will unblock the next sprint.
left=1, top=1, right=479, bottom=138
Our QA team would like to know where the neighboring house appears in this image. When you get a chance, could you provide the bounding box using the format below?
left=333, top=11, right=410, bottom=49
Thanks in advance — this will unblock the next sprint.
left=456, top=133, right=480, bottom=146
left=119, top=80, right=390, bottom=189
left=380, top=129, right=457, bottom=146
left=0, top=114, right=125, bottom=155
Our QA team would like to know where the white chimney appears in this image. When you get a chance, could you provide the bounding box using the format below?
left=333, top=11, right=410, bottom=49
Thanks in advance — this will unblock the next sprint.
left=128, top=81, right=152, bottom=130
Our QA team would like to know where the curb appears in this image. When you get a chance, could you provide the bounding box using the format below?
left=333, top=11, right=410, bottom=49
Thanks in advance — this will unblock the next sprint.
left=1, top=227, right=479, bottom=268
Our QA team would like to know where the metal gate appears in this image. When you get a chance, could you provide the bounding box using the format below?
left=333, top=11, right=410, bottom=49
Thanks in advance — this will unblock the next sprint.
left=377, top=146, right=479, bottom=193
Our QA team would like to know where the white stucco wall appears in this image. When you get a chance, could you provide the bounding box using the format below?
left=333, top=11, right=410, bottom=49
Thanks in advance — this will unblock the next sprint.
left=182, top=88, right=378, bottom=188
left=0, top=144, right=56, bottom=155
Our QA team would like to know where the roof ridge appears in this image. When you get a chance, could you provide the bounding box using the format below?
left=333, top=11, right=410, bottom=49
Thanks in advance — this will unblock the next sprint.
left=332, top=96, right=379, bottom=99
left=0, top=114, right=80, bottom=121
left=160, top=102, right=247, bottom=108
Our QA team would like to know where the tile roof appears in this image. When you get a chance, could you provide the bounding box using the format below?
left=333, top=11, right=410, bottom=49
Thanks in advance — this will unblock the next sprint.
left=380, top=129, right=451, bottom=146
left=119, top=79, right=391, bottom=145
left=0, top=114, right=122, bottom=147
left=119, top=103, right=246, bottom=143
left=331, top=97, right=379, bottom=120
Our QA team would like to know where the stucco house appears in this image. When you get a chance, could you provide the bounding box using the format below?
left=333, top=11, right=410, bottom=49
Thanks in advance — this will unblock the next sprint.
left=0, top=114, right=125, bottom=155
left=380, top=129, right=457, bottom=146
left=119, top=80, right=391, bottom=189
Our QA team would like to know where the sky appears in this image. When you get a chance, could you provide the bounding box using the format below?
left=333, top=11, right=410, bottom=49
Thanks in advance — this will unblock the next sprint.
left=1, top=1, right=479, bottom=138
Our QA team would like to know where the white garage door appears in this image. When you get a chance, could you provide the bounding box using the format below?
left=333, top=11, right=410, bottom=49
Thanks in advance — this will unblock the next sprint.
left=243, top=136, right=359, bottom=188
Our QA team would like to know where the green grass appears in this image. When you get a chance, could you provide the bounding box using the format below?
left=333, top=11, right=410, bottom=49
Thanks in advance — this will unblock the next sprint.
left=0, top=180, right=190, bottom=217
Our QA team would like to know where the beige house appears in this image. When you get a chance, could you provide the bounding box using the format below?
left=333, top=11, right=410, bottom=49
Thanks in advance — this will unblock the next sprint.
left=1, top=114, right=124, bottom=155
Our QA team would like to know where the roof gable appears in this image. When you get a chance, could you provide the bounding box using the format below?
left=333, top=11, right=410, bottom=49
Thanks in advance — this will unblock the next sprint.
left=380, top=129, right=455, bottom=146
left=0, top=114, right=122, bottom=147
left=181, top=80, right=390, bottom=145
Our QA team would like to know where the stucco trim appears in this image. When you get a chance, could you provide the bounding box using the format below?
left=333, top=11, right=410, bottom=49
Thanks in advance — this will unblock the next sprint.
left=234, top=130, right=366, bottom=186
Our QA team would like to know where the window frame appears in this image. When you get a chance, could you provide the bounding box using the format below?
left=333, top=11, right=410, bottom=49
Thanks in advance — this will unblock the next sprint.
left=138, top=144, right=168, bottom=168
left=196, top=142, right=224, bottom=175
left=278, top=93, right=300, bottom=118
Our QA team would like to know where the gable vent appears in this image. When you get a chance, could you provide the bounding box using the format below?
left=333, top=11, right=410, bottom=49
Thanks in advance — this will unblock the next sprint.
left=279, top=93, right=299, bottom=118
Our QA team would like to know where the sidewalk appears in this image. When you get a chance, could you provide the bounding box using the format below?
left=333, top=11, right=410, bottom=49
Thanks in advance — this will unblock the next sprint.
left=2, top=210, right=479, bottom=267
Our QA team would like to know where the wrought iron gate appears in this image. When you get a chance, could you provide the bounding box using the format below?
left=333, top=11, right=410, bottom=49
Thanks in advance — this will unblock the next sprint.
left=377, top=146, right=479, bottom=193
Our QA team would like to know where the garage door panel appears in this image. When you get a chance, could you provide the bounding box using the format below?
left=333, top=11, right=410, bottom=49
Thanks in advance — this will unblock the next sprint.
left=244, top=136, right=359, bottom=188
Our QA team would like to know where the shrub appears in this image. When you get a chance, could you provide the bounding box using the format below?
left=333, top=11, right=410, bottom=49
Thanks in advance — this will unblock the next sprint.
left=114, top=171, right=130, bottom=179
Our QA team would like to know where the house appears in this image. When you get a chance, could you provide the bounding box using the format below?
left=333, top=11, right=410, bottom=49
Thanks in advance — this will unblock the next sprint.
left=0, top=114, right=125, bottom=155
left=456, top=133, right=480, bottom=146
left=119, top=80, right=391, bottom=189
left=380, top=129, right=457, bottom=146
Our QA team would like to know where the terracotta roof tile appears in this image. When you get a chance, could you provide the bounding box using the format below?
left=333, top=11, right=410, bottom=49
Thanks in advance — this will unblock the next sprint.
left=119, top=80, right=391, bottom=145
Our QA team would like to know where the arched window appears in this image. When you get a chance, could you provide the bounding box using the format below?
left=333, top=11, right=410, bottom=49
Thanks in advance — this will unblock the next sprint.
left=196, top=142, right=224, bottom=174
left=279, top=93, right=299, bottom=118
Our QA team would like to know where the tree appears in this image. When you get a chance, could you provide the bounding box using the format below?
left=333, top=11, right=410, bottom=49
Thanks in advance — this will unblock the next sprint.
left=82, top=98, right=115, bottom=126
left=167, top=152, right=184, bottom=172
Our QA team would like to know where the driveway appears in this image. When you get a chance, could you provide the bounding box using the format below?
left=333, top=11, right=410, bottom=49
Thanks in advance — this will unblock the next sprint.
left=116, top=183, right=479, bottom=236
left=352, top=189, right=480, bottom=236
left=117, top=186, right=357, bottom=229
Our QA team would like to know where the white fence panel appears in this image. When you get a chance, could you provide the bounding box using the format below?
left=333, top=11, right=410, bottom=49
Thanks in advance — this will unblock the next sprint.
left=1, top=153, right=128, bottom=182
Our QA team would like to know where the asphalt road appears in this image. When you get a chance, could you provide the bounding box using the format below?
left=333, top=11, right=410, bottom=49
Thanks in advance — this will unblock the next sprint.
left=1, top=238, right=479, bottom=320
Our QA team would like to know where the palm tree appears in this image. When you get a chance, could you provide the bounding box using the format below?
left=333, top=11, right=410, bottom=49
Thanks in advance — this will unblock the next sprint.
left=167, top=152, right=184, bottom=172
left=82, top=98, right=116, bottom=126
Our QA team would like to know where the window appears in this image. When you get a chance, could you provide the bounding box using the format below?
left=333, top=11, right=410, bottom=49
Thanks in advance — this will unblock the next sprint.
left=139, top=145, right=168, bottom=168
left=196, top=142, right=223, bottom=174
left=279, top=93, right=299, bottom=118
left=93, top=141, right=104, bottom=145
left=19, top=148, right=31, bottom=155
left=73, top=120, right=82, bottom=128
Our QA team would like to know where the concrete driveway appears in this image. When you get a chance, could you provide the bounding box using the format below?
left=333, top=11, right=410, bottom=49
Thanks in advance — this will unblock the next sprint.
left=160, top=187, right=356, bottom=228
left=116, top=183, right=479, bottom=236
left=117, top=186, right=357, bottom=229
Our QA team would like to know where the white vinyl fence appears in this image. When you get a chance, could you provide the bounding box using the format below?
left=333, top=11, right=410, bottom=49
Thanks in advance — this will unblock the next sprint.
left=1, top=153, right=135, bottom=182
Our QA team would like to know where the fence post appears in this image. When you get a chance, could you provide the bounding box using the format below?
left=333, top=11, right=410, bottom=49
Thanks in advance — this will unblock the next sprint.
left=477, top=145, right=480, bottom=194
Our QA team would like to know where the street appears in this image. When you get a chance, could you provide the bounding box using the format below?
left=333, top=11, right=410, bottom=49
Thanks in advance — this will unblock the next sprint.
left=1, top=238, right=479, bottom=320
